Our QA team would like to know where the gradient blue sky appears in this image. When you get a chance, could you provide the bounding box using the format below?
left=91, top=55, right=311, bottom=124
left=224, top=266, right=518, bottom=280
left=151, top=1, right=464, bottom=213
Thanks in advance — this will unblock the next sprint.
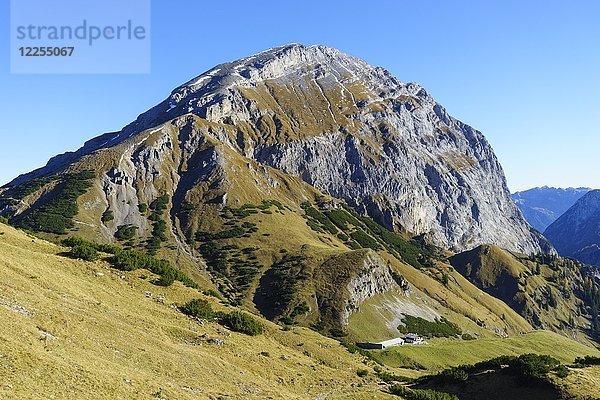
left=1, top=0, right=598, bottom=191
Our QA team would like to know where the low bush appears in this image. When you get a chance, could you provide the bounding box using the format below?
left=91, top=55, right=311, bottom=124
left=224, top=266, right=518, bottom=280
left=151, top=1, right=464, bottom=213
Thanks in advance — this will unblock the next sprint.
left=376, top=370, right=412, bottom=383
left=437, top=366, right=469, bottom=384
left=112, top=249, right=198, bottom=288
left=389, top=385, right=458, bottom=400
left=101, top=210, right=114, bottom=223
left=350, top=228, right=380, bottom=250
left=114, top=224, right=137, bottom=241
left=357, top=369, right=369, bottom=377
left=180, top=298, right=214, bottom=319
left=219, top=311, right=263, bottom=336
left=554, top=364, right=570, bottom=378
left=574, top=355, right=600, bottom=366
left=68, top=243, right=98, bottom=261
left=512, top=353, right=560, bottom=380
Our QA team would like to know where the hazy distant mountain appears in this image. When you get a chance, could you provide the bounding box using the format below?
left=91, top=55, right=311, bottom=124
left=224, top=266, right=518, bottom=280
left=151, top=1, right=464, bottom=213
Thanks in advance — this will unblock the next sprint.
left=544, top=190, right=600, bottom=265
left=512, top=186, right=591, bottom=232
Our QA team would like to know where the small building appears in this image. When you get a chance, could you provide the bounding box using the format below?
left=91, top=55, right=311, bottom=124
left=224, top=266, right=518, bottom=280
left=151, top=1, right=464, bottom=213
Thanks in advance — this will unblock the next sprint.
left=404, top=333, right=426, bottom=344
left=356, top=337, right=405, bottom=350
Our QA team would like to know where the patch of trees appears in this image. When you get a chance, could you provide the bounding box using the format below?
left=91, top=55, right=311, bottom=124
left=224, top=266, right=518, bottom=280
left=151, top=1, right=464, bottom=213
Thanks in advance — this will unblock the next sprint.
left=13, top=171, right=95, bottom=234
left=61, top=236, right=198, bottom=288
left=180, top=299, right=263, bottom=335
left=0, top=175, right=59, bottom=217
left=583, top=277, right=600, bottom=339
left=350, top=228, right=380, bottom=250
left=255, top=255, right=309, bottom=323
left=430, top=354, right=566, bottom=386
left=301, top=202, right=339, bottom=234
left=146, top=194, right=170, bottom=255
left=300, top=202, right=438, bottom=269
left=374, top=367, right=413, bottom=383
left=397, top=315, right=461, bottom=338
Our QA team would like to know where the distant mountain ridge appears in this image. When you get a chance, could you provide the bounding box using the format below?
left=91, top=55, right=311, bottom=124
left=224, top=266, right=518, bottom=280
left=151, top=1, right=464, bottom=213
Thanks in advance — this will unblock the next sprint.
left=544, top=189, right=600, bottom=265
left=512, top=186, right=591, bottom=232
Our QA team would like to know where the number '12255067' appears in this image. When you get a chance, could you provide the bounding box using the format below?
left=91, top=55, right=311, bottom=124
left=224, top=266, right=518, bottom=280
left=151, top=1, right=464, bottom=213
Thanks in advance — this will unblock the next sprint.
left=19, top=47, right=74, bottom=56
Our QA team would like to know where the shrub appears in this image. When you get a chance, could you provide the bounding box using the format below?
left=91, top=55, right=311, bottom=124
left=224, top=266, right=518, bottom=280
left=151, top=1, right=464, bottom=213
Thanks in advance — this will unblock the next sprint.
left=112, top=249, right=198, bottom=288
left=149, top=194, right=170, bottom=212
left=512, top=354, right=560, bottom=380
left=554, top=364, right=569, bottom=378
left=114, top=224, right=137, bottom=241
left=574, top=355, right=600, bottom=366
left=306, top=219, right=324, bottom=233
left=350, top=229, right=380, bottom=250
left=438, top=366, right=469, bottom=383
left=389, top=385, right=458, bottom=400
left=68, top=243, right=98, bottom=261
left=357, top=369, right=368, bottom=377
left=219, top=311, right=263, bottom=336
left=330, top=328, right=349, bottom=337
left=0, top=216, right=9, bottom=224
left=154, top=268, right=176, bottom=286
left=302, top=204, right=338, bottom=234
left=461, top=333, right=476, bottom=341
left=325, top=209, right=360, bottom=230
left=101, top=210, right=114, bottom=223
left=138, top=203, right=148, bottom=213
left=180, top=298, right=214, bottom=319
left=376, top=370, right=412, bottom=383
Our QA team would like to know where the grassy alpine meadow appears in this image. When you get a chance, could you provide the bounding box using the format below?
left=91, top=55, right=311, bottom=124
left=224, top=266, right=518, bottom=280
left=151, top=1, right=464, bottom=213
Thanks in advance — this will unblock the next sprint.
left=366, top=331, right=599, bottom=373
left=0, top=222, right=395, bottom=400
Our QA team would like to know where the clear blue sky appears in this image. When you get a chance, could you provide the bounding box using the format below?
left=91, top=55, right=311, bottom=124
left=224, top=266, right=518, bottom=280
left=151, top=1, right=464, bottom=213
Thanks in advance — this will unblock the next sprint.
left=1, top=0, right=599, bottom=191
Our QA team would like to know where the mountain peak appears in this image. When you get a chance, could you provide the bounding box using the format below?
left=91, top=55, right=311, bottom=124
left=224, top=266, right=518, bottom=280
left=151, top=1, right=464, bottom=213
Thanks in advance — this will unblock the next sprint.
left=163, top=43, right=412, bottom=124
left=179, top=43, right=371, bottom=89
left=2, top=45, right=549, bottom=255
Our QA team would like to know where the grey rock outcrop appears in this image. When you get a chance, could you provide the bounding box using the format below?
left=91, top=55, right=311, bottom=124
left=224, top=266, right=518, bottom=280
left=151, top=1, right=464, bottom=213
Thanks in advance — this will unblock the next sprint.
left=343, top=253, right=398, bottom=325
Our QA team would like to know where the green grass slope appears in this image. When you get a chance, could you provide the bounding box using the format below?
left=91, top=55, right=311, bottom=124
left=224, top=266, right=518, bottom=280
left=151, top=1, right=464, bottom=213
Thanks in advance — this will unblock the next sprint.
left=450, top=244, right=594, bottom=344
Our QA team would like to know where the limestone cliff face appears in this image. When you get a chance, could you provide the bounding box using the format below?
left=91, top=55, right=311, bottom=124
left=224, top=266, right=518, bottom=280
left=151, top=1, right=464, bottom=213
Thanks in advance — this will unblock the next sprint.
left=3, top=44, right=549, bottom=254
left=342, top=253, right=398, bottom=326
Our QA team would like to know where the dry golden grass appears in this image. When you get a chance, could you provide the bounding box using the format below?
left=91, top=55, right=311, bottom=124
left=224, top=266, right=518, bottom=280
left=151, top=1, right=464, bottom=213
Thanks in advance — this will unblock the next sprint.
left=0, top=223, right=397, bottom=399
left=552, top=365, right=600, bottom=398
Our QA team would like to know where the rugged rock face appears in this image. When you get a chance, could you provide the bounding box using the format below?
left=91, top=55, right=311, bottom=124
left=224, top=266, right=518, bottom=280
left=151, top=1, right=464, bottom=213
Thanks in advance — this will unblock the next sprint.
left=512, top=186, right=591, bottom=232
left=544, top=189, right=600, bottom=265
left=3, top=43, right=549, bottom=254
left=343, top=253, right=398, bottom=326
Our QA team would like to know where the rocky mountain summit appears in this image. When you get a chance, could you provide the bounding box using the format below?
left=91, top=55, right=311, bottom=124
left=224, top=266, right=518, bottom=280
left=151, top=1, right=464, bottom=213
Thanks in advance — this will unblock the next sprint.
left=3, top=44, right=549, bottom=255
left=544, top=189, right=600, bottom=265
left=512, top=186, right=591, bottom=232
